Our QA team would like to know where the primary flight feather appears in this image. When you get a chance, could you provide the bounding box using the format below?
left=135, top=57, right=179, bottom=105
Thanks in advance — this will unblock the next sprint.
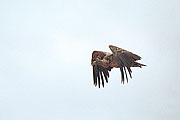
left=91, top=45, right=146, bottom=88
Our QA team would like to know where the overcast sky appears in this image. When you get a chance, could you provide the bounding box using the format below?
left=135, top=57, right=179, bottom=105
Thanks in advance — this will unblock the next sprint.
left=0, top=0, right=180, bottom=120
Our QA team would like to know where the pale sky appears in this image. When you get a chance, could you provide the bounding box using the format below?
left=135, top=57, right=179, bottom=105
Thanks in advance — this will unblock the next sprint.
left=0, top=0, right=180, bottom=120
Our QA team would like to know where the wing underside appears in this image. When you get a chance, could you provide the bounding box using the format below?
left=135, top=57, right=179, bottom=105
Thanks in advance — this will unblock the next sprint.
left=93, top=65, right=112, bottom=88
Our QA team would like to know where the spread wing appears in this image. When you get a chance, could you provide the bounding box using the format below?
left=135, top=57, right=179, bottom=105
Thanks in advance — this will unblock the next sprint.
left=91, top=51, right=113, bottom=88
left=109, top=45, right=146, bottom=84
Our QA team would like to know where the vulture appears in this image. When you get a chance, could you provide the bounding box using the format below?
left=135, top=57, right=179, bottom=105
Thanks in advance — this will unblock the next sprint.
left=91, top=45, right=146, bottom=88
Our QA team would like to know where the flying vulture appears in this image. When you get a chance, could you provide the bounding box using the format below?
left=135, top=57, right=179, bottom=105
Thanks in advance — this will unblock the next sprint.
left=91, top=45, right=146, bottom=88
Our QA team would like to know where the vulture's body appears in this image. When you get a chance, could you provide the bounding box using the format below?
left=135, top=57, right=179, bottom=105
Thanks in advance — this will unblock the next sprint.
left=91, top=45, right=146, bottom=88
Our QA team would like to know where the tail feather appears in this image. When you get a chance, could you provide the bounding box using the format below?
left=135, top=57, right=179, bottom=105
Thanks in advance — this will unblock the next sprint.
left=131, top=62, right=146, bottom=68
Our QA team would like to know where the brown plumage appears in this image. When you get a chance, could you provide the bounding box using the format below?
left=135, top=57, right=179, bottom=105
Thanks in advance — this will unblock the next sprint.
left=91, top=45, right=146, bottom=88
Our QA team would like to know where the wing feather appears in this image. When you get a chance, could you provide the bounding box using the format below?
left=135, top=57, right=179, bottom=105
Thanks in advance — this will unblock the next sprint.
left=91, top=51, right=113, bottom=88
left=120, top=67, right=125, bottom=84
left=96, top=66, right=101, bottom=88
left=126, top=67, right=132, bottom=78
left=114, top=56, right=126, bottom=83
left=101, top=67, right=108, bottom=83
left=109, top=45, right=145, bottom=83
left=99, top=67, right=105, bottom=87
left=93, top=66, right=97, bottom=86
left=123, top=67, right=128, bottom=83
